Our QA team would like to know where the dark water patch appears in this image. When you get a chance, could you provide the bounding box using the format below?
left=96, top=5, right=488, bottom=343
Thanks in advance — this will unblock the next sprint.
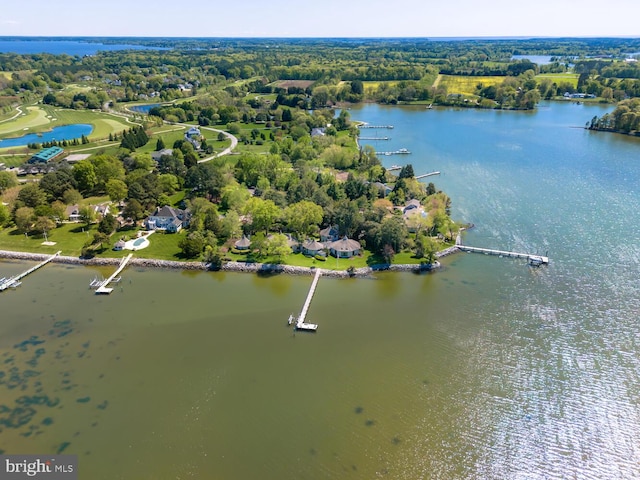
left=0, top=405, right=9, bottom=414
left=35, top=348, right=46, bottom=356
left=85, top=451, right=90, bottom=455
left=76, top=396, right=90, bottom=403
left=354, top=406, right=363, bottom=414
left=97, top=401, right=108, bottom=410
left=365, top=419, right=376, bottom=427
left=56, top=442, right=70, bottom=454
left=98, top=374, right=104, bottom=379
left=309, top=448, right=317, bottom=456
left=14, top=336, right=45, bottom=352
left=82, top=342, right=90, bottom=349
left=391, top=436, right=401, bottom=445
left=42, top=417, right=54, bottom=426
left=0, top=406, right=36, bottom=428
left=16, top=395, right=60, bottom=407
left=77, top=351, right=86, bottom=358
left=91, top=422, right=98, bottom=427
left=3, top=356, right=14, bottom=364
left=62, top=379, right=70, bottom=384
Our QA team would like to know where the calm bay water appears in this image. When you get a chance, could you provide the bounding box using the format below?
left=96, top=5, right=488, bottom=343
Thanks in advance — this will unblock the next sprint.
left=0, top=39, right=166, bottom=55
left=2, top=102, right=640, bottom=479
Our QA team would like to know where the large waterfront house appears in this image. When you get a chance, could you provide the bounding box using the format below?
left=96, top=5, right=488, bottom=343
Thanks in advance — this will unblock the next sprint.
left=145, top=205, right=191, bottom=232
left=319, top=225, right=339, bottom=243
left=327, top=236, right=361, bottom=258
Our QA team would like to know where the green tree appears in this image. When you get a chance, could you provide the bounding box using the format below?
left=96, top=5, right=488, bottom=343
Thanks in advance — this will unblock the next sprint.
left=34, top=216, right=56, bottom=238
left=243, top=197, right=280, bottom=235
left=14, top=206, right=35, bottom=233
left=264, top=233, right=291, bottom=262
left=106, top=178, right=129, bottom=203
left=284, top=200, right=323, bottom=238
left=179, top=231, right=205, bottom=258
left=73, top=160, right=98, bottom=193
left=79, top=205, right=96, bottom=226
left=123, top=199, right=145, bottom=222
left=98, top=213, right=118, bottom=235
left=0, top=171, right=18, bottom=193
left=16, top=183, right=47, bottom=208
left=0, top=203, right=10, bottom=227
left=155, top=137, right=166, bottom=151
left=63, top=188, right=83, bottom=205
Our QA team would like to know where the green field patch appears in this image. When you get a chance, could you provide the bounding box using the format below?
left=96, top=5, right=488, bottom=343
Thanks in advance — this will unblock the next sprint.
left=363, top=81, right=398, bottom=93
left=269, top=80, right=315, bottom=89
left=0, top=106, right=51, bottom=137
left=439, top=75, right=505, bottom=96
left=535, top=73, right=579, bottom=88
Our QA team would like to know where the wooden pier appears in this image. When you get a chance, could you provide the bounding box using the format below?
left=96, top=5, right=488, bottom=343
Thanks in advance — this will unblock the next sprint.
left=458, top=245, right=549, bottom=265
left=415, top=171, right=441, bottom=179
left=359, top=125, right=394, bottom=129
left=95, top=254, right=133, bottom=294
left=359, top=136, right=390, bottom=140
left=376, top=149, right=410, bottom=156
left=0, top=251, right=61, bottom=291
left=289, top=268, right=322, bottom=331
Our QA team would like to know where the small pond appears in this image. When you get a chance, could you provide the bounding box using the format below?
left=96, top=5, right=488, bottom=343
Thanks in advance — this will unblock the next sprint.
left=128, top=104, right=161, bottom=114
left=0, top=124, right=94, bottom=148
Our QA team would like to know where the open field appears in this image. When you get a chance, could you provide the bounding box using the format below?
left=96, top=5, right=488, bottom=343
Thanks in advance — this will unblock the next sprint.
left=438, top=75, right=505, bottom=96
left=363, top=81, right=399, bottom=94
left=535, top=73, right=579, bottom=87
left=0, top=106, right=50, bottom=136
left=269, top=79, right=315, bottom=89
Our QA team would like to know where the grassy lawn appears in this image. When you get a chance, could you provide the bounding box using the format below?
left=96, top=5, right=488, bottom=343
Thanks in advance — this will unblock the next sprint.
left=0, top=223, right=98, bottom=257
left=535, top=73, right=579, bottom=88
left=0, top=106, right=50, bottom=136
left=439, top=75, right=505, bottom=96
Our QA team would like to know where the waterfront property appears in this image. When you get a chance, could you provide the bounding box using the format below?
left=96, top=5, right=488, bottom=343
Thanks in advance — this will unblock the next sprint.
left=234, top=235, right=251, bottom=250
left=327, top=236, right=361, bottom=258
left=145, top=205, right=191, bottom=232
left=302, top=239, right=326, bottom=256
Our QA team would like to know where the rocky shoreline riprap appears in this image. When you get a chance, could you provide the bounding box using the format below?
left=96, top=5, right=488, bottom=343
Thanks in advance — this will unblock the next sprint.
left=0, top=248, right=460, bottom=278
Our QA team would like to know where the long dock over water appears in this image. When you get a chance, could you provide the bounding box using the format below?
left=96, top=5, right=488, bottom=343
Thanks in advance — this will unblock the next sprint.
left=288, top=268, right=322, bottom=331
left=95, top=254, right=133, bottom=294
left=0, top=251, right=61, bottom=291
left=359, top=125, right=394, bottom=129
left=415, top=171, right=441, bottom=179
left=458, top=245, right=549, bottom=265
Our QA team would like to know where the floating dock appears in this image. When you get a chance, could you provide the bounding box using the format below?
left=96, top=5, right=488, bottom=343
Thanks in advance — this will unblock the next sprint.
left=0, top=251, right=61, bottom=292
left=289, top=268, right=322, bottom=331
left=458, top=245, right=549, bottom=265
left=95, top=254, right=133, bottom=294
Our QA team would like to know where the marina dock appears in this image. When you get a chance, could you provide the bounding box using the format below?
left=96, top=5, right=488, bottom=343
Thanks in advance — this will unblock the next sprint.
left=288, top=268, right=322, bottom=331
left=95, top=254, right=133, bottom=294
left=458, top=245, right=549, bottom=265
left=0, top=251, right=61, bottom=291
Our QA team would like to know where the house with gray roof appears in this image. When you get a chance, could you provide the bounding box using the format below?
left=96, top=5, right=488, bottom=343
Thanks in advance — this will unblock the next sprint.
left=234, top=235, right=251, bottom=250
left=328, top=236, right=361, bottom=258
left=145, top=205, right=191, bottom=232
left=302, top=239, right=326, bottom=256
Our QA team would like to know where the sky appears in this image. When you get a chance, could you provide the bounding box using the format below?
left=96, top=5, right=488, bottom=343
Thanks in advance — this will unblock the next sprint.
left=1, top=0, right=639, bottom=38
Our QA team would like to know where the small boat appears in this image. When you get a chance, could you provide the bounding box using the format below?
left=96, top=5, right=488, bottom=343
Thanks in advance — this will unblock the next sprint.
left=287, top=314, right=295, bottom=325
